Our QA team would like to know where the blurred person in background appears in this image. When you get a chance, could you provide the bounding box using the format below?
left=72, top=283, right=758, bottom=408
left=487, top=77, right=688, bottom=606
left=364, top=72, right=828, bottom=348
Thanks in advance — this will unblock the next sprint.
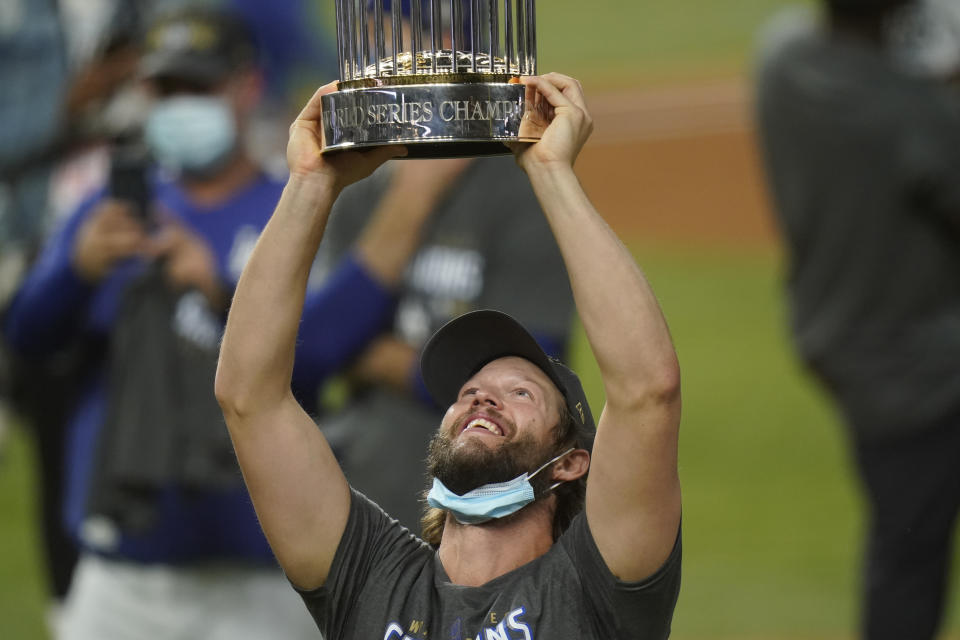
left=887, top=0, right=960, bottom=82
left=0, top=1, right=142, bottom=630
left=50, top=0, right=337, bottom=219
left=0, top=0, right=68, bottom=277
left=2, top=8, right=319, bottom=639
left=755, top=0, right=960, bottom=637
left=290, top=0, right=576, bottom=533
left=0, top=0, right=69, bottom=565
left=3, top=4, right=219, bottom=630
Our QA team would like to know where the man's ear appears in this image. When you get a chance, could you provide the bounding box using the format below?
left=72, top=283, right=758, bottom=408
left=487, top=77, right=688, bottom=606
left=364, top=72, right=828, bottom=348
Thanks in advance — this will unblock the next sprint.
left=553, top=449, right=590, bottom=482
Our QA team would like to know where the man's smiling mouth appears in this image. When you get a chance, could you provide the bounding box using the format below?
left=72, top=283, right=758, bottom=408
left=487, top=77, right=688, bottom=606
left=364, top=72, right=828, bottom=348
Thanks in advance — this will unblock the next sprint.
left=461, top=416, right=504, bottom=436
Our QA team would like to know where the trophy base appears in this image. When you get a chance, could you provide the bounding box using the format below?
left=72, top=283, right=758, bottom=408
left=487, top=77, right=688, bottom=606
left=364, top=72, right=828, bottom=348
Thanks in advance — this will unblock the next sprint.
left=325, top=139, right=519, bottom=159
left=320, top=76, right=542, bottom=159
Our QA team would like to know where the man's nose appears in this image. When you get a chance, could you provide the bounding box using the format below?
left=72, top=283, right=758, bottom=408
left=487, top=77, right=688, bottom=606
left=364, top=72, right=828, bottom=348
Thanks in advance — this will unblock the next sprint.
left=472, top=388, right=501, bottom=408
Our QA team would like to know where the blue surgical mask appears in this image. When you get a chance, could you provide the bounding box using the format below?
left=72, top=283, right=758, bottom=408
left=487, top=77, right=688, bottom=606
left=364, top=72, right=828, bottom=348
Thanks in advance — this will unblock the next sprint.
left=145, top=95, right=237, bottom=175
left=426, top=448, right=575, bottom=525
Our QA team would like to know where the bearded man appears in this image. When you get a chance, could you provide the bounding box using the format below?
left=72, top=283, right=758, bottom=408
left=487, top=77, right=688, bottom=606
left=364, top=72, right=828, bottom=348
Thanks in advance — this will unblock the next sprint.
left=216, top=73, right=683, bottom=638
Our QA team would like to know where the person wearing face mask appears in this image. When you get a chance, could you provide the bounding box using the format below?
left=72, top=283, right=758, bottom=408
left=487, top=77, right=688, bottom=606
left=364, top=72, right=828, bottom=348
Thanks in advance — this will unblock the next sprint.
left=216, top=73, right=682, bottom=639
left=1, top=8, right=321, bottom=640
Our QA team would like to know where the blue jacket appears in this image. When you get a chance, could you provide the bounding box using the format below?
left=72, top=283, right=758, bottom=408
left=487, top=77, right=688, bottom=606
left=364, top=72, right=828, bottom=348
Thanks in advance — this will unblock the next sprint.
left=3, top=171, right=394, bottom=564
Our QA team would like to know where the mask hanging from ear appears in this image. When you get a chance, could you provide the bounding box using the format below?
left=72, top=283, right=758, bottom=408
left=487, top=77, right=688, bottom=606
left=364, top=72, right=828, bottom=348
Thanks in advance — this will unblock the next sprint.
left=145, top=95, right=238, bottom=176
left=426, top=448, right=575, bottom=525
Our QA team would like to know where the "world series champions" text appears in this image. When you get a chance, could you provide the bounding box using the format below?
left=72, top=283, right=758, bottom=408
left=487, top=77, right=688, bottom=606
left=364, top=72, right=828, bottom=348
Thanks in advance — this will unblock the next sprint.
left=326, top=98, right=523, bottom=128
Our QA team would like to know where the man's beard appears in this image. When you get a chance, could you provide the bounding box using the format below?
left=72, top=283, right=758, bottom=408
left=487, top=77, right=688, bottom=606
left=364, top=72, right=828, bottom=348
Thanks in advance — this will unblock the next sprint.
left=427, top=413, right=558, bottom=496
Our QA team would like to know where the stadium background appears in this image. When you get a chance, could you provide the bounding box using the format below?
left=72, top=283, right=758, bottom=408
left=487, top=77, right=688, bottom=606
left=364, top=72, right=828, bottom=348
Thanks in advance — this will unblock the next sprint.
left=3, top=0, right=959, bottom=637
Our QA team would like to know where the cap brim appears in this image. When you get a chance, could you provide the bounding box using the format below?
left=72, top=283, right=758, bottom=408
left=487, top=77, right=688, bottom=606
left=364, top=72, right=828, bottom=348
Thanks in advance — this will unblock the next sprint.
left=421, top=309, right=563, bottom=409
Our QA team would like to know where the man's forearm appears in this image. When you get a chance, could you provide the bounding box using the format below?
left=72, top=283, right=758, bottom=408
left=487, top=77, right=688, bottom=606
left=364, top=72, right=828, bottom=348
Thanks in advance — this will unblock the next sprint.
left=525, top=164, right=679, bottom=407
left=354, top=158, right=470, bottom=286
left=217, top=174, right=340, bottom=415
left=294, top=254, right=396, bottom=387
left=510, top=72, right=681, bottom=582
left=354, top=181, right=436, bottom=287
left=526, top=159, right=682, bottom=583
left=213, top=83, right=403, bottom=589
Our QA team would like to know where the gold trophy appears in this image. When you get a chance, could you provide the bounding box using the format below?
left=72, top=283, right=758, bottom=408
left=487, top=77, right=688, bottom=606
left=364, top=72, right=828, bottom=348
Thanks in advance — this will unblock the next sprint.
left=322, top=0, right=544, bottom=157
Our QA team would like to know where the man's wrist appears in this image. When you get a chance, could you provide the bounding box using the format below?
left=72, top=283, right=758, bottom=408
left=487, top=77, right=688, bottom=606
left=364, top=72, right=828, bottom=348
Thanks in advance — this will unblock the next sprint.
left=285, top=172, right=342, bottom=202
left=523, top=161, right=578, bottom=189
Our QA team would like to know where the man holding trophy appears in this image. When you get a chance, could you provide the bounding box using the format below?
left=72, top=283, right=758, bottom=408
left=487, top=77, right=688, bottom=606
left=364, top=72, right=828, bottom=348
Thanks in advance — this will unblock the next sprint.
left=215, top=68, right=683, bottom=638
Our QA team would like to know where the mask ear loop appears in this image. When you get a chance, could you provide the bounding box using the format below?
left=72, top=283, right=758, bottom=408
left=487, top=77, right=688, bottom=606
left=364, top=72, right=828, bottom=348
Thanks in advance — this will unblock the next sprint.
left=527, top=447, right=576, bottom=492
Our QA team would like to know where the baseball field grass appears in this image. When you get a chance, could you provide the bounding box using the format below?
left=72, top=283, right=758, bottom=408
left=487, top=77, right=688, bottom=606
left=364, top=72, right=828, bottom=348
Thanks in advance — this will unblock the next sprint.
left=0, top=424, right=48, bottom=639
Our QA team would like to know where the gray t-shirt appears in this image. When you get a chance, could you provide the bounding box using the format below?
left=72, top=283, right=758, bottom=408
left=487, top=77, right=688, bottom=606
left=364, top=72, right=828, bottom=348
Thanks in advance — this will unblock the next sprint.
left=755, top=19, right=960, bottom=441
left=299, top=489, right=682, bottom=640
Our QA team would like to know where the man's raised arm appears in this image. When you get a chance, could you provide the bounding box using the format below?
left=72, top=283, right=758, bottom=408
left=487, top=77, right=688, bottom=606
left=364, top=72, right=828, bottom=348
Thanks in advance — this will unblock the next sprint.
left=514, top=74, right=682, bottom=582
left=215, top=83, right=403, bottom=590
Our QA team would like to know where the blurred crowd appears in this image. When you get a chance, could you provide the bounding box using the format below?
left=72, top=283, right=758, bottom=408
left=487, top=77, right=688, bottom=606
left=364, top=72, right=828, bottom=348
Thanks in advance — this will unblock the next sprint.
left=755, top=0, right=960, bottom=638
left=0, top=1, right=574, bottom=639
left=0, top=2, right=337, bottom=637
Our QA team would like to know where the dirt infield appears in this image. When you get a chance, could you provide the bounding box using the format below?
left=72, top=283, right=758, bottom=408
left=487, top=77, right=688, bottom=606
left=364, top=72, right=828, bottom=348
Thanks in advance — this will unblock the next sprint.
left=575, top=79, right=778, bottom=247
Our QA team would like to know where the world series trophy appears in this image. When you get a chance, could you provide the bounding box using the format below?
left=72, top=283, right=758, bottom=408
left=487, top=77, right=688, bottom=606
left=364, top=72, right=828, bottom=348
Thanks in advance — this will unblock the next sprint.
left=322, top=0, right=544, bottom=157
